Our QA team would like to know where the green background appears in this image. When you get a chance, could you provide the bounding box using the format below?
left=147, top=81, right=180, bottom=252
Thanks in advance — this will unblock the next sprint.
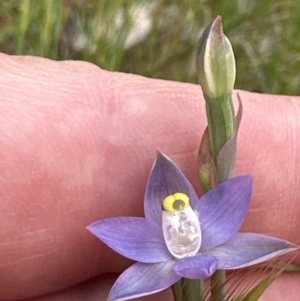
left=1, top=0, right=299, bottom=95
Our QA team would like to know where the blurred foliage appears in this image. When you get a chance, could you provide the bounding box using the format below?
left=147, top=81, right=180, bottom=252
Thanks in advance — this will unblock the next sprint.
left=0, top=0, right=299, bottom=95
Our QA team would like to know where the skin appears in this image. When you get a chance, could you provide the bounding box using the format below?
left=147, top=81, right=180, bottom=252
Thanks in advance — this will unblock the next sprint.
left=0, top=53, right=299, bottom=301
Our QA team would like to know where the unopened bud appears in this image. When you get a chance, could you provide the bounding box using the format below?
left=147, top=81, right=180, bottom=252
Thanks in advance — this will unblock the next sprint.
left=196, top=16, right=235, bottom=100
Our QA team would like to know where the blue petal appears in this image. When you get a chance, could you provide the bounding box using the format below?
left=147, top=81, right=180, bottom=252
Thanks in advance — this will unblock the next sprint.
left=205, top=232, right=298, bottom=269
left=87, top=217, right=171, bottom=263
left=173, top=254, right=218, bottom=279
left=195, top=175, right=253, bottom=250
left=109, top=261, right=180, bottom=301
left=145, top=153, right=199, bottom=225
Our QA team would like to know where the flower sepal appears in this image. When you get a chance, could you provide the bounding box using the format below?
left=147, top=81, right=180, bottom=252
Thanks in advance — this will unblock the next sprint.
left=87, top=153, right=298, bottom=301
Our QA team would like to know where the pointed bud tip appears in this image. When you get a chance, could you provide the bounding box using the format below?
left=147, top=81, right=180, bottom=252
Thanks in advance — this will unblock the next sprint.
left=196, top=15, right=236, bottom=100
left=213, top=15, right=222, bottom=26
left=211, top=15, right=224, bottom=36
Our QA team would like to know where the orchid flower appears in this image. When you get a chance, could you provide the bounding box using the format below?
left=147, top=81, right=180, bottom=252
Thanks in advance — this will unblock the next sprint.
left=87, top=153, right=297, bottom=301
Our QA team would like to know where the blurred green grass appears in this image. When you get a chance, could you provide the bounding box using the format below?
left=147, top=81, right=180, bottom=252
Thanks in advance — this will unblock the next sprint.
left=0, top=0, right=299, bottom=95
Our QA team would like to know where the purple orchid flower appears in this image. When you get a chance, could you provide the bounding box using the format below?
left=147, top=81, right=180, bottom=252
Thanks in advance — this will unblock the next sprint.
left=87, top=153, right=297, bottom=301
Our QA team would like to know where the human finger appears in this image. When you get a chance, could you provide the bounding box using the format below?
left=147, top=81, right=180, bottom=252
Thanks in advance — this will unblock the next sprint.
left=0, top=54, right=299, bottom=299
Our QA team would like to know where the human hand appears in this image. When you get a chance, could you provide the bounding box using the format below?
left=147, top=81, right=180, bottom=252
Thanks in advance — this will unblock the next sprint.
left=0, top=53, right=299, bottom=301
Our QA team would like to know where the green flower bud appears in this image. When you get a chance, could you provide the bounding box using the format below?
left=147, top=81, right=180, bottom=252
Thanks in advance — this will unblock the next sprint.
left=196, top=16, right=235, bottom=100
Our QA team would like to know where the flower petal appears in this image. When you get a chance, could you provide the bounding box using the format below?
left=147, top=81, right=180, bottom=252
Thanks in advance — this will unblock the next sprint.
left=87, top=217, right=171, bottom=263
left=109, top=261, right=180, bottom=301
left=173, top=254, right=218, bottom=279
left=205, top=232, right=298, bottom=269
left=195, top=175, right=253, bottom=250
left=145, top=152, right=199, bottom=224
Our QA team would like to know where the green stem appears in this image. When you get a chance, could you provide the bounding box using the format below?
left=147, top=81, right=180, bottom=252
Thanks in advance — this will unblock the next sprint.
left=205, top=93, right=235, bottom=165
left=172, top=278, right=204, bottom=301
left=204, top=94, right=235, bottom=301
left=172, top=279, right=183, bottom=301
left=211, top=270, right=226, bottom=301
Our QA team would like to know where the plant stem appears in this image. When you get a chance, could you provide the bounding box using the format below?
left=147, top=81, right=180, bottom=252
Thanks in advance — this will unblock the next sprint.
left=205, top=93, right=235, bottom=166
left=205, top=94, right=235, bottom=301
left=172, top=278, right=204, bottom=301
left=211, top=270, right=226, bottom=301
